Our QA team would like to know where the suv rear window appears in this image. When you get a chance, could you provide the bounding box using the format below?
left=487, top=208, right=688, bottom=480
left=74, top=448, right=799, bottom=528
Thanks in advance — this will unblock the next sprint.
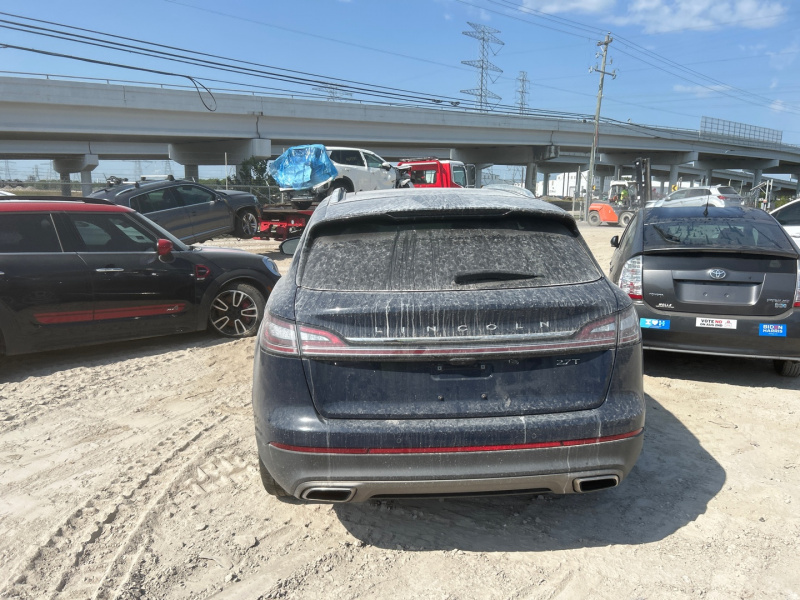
left=717, top=187, right=738, bottom=196
left=300, top=218, right=601, bottom=291
left=643, top=217, right=793, bottom=252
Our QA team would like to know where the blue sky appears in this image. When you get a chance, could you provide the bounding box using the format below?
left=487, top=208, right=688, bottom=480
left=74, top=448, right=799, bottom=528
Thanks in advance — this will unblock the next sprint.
left=2, top=0, right=799, bottom=180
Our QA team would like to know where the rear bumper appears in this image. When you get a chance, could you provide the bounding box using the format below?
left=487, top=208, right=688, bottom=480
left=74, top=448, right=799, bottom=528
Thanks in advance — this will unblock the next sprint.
left=261, top=432, right=643, bottom=502
left=635, top=302, right=800, bottom=360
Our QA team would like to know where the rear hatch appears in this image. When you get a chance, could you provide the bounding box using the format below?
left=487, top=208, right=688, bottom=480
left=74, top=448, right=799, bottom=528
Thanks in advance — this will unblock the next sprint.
left=641, top=216, right=797, bottom=316
left=293, top=215, right=622, bottom=419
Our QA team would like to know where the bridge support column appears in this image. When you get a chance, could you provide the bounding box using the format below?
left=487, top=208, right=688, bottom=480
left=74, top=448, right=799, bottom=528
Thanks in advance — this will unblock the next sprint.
left=184, top=164, right=199, bottom=181
left=542, top=172, right=550, bottom=196
left=613, top=165, right=621, bottom=180
left=795, top=177, right=799, bottom=196
left=53, top=154, right=98, bottom=197
left=599, top=175, right=606, bottom=196
left=669, top=164, right=678, bottom=189
left=705, top=169, right=713, bottom=186
left=752, top=169, right=763, bottom=188
left=59, top=172, right=72, bottom=197
left=524, top=163, right=537, bottom=194
left=80, top=170, right=94, bottom=196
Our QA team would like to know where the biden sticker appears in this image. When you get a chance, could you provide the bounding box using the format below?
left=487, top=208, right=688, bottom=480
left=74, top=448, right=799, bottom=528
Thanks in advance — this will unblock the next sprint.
left=640, top=318, right=670, bottom=330
left=759, top=324, right=787, bottom=337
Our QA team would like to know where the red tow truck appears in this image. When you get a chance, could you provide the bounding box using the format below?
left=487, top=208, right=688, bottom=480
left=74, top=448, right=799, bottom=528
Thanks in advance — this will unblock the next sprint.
left=397, top=158, right=472, bottom=188
left=257, top=206, right=314, bottom=241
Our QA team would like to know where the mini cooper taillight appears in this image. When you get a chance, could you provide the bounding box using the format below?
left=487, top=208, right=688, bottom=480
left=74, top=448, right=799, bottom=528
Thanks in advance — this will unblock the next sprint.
left=618, top=256, right=643, bottom=300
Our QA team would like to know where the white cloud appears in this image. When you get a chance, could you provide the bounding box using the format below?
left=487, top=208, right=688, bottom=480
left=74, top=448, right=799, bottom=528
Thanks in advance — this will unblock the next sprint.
left=768, top=41, right=799, bottom=70
left=673, top=84, right=731, bottom=97
left=770, top=100, right=787, bottom=112
left=612, top=0, right=788, bottom=34
left=770, top=78, right=779, bottom=89
left=520, top=0, right=615, bottom=13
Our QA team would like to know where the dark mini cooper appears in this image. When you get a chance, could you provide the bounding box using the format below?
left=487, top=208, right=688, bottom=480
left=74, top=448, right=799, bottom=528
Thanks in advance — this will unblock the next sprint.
left=609, top=206, right=800, bottom=376
left=0, top=198, right=279, bottom=357
left=253, top=188, right=645, bottom=503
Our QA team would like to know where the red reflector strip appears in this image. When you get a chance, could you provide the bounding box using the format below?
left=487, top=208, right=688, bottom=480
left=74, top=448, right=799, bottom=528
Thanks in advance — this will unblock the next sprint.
left=35, top=303, right=187, bottom=324
left=93, top=303, right=188, bottom=320
left=270, top=429, right=643, bottom=455
left=629, top=294, right=643, bottom=300
left=34, top=309, right=94, bottom=324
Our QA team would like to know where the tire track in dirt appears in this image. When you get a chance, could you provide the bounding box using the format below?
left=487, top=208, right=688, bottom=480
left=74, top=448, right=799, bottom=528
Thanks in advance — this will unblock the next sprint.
left=1, top=414, right=230, bottom=599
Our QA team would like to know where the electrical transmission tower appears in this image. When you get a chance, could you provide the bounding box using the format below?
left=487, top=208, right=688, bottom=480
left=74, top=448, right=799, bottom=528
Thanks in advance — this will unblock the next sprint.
left=163, top=160, right=173, bottom=176
left=516, top=71, right=529, bottom=114
left=461, top=22, right=503, bottom=112
left=312, top=84, right=353, bottom=102
left=134, top=160, right=143, bottom=180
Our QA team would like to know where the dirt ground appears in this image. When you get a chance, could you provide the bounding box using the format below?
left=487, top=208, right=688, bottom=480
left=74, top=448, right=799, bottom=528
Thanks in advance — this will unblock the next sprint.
left=1, top=223, right=799, bottom=600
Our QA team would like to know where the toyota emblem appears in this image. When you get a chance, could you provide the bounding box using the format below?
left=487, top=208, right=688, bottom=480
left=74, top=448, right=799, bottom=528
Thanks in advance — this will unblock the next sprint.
left=709, top=269, right=727, bottom=280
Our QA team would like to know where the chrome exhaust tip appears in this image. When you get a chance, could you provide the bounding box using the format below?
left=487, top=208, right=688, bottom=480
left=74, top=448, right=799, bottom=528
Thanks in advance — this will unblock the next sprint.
left=573, top=475, right=619, bottom=493
left=300, top=487, right=355, bottom=503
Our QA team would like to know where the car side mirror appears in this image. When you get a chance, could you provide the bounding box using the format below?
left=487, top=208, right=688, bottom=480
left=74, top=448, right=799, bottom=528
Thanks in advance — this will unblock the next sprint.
left=610, top=235, right=620, bottom=248
left=157, top=239, right=173, bottom=256
left=381, top=162, right=392, bottom=170
left=279, top=237, right=301, bottom=256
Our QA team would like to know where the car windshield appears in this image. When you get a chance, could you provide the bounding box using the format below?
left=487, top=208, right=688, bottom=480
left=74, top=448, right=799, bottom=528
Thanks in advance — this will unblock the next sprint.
left=643, top=217, right=793, bottom=253
left=300, top=217, right=601, bottom=291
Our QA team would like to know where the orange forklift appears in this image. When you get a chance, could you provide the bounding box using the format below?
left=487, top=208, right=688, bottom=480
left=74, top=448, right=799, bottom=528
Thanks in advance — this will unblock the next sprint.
left=587, top=158, right=650, bottom=227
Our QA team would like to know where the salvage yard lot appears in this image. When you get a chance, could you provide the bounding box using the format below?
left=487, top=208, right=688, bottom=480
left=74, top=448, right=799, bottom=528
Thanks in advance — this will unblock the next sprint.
left=0, top=224, right=798, bottom=599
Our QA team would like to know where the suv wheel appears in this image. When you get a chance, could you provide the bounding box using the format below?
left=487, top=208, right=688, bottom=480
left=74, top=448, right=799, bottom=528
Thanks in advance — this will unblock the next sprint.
left=259, top=458, right=289, bottom=498
left=773, top=359, right=800, bottom=377
left=208, top=283, right=265, bottom=338
left=235, top=209, right=259, bottom=239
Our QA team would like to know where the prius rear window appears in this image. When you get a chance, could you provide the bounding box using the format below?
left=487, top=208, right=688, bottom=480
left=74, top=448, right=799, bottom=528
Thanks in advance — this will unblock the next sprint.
left=300, top=218, right=601, bottom=291
left=643, top=217, right=793, bottom=252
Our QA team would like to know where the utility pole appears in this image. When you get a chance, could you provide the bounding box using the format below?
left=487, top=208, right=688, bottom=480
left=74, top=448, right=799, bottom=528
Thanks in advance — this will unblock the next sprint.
left=584, top=33, right=615, bottom=222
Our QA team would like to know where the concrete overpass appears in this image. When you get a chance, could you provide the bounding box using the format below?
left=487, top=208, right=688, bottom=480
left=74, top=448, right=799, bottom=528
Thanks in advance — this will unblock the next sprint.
left=1, top=76, right=798, bottom=197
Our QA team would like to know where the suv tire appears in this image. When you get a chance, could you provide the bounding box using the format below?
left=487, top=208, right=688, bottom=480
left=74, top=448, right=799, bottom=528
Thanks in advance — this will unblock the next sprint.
left=259, top=458, right=289, bottom=498
left=234, top=209, right=259, bottom=239
left=208, top=283, right=265, bottom=338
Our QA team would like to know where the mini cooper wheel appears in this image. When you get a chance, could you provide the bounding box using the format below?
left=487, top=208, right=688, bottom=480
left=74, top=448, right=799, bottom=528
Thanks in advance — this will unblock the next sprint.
left=208, top=283, right=265, bottom=338
left=235, top=209, right=259, bottom=239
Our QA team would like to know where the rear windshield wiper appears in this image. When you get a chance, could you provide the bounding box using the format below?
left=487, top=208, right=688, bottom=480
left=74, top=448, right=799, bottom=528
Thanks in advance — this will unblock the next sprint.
left=454, top=270, right=541, bottom=285
left=650, top=225, right=682, bottom=244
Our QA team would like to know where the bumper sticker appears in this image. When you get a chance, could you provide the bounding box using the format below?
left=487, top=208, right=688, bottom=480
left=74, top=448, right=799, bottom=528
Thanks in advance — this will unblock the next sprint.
left=760, top=324, right=787, bottom=337
left=640, top=318, right=670, bottom=330
left=696, top=318, right=737, bottom=329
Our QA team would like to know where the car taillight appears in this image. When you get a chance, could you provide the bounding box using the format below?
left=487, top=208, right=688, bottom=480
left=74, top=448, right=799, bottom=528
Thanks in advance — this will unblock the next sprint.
left=617, top=305, right=641, bottom=346
left=795, top=262, right=800, bottom=308
left=260, top=313, right=299, bottom=355
left=618, top=256, right=643, bottom=300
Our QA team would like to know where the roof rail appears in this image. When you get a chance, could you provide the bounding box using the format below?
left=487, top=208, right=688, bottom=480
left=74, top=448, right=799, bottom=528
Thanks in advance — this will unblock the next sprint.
left=0, top=196, right=115, bottom=205
left=331, top=187, right=347, bottom=203
left=399, top=157, right=441, bottom=162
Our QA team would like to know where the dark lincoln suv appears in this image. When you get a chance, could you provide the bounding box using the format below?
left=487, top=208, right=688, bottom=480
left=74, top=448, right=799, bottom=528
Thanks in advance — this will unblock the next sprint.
left=253, top=188, right=645, bottom=503
left=0, top=198, right=279, bottom=357
left=90, top=178, right=262, bottom=244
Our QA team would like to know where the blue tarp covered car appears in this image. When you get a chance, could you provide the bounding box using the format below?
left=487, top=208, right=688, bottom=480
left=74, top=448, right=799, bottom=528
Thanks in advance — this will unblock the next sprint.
left=268, top=144, right=338, bottom=191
